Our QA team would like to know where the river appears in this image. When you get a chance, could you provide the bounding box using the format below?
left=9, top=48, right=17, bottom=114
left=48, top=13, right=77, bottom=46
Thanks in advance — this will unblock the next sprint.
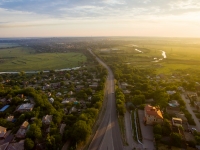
left=0, top=66, right=81, bottom=74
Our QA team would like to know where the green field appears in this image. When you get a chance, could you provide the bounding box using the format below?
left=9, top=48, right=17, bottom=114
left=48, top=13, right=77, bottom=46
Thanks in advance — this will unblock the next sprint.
left=96, top=38, right=200, bottom=74
left=0, top=43, right=19, bottom=48
left=0, top=47, right=86, bottom=71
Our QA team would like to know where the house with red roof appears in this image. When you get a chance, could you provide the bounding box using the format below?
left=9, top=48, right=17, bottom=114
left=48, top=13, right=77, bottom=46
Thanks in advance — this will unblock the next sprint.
left=144, top=104, right=163, bottom=125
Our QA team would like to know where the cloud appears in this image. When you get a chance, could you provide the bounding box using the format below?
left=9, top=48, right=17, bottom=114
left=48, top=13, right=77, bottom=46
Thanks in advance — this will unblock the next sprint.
left=0, top=0, right=200, bottom=19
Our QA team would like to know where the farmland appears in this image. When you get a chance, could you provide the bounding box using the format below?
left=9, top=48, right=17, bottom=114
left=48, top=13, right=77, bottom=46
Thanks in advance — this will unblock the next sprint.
left=94, top=37, right=200, bottom=74
left=0, top=46, right=86, bottom=71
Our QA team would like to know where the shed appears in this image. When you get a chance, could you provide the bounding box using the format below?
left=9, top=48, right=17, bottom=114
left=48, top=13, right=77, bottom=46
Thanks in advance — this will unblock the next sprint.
left=0, top=105, right=10, bottom=112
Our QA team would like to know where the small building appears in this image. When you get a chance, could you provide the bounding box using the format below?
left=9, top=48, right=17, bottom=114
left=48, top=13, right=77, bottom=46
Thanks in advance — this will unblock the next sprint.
left=121, top=82, right=128, bottom=89
left=68, top=91, right=73, bottom=96
left=56, top=92, right=62, bottom=97
left=89, top=84, right=98, bottom=89
left=6, top=115, right=14, bottom=122
left=144, top=105, right=163, bottom=125
left=167, top=91, right=176, bottom=95
left=0, top=126, right=7, bottom=139
left=59, top=124, right=66, bottom=135
left=172, top=117, right=182, bottom=127
left=49, top=98, right=54, bottom=104
left=168, top=100, right=180, bottom=107
left=16, top=121, right=29, bottom=139
left=166, top=106, right=180, bottom=115
left=16, top=103, right=34, bottom=112
left=0, top=105, right=10, bottom=112
left=76, top=85, right=85, bottom=90
left=42, top=115, right=52, bottom=125
left=123, top=90, right=131, bottom=94
left=69, top=107, right=77, bottom=114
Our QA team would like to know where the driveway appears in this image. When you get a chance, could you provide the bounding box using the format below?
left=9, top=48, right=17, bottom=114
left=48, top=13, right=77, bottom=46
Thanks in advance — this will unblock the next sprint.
left=138, top=110, right=155, bottom=150
left=124, top=111, right=143, bottom=150
left=181, top=94, right=200, bottom=131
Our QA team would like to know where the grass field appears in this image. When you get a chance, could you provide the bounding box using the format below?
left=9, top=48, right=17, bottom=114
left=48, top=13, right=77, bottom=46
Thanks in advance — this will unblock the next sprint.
left=96, top=37, right=200, bottom=74
left=0, top=43, right=19, bottom=48
left=0, top=47, right=86, bottom=71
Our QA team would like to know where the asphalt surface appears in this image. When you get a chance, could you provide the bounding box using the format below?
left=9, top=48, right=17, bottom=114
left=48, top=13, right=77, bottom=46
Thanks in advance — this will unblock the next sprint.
left=181, top=94, right=200, bottom=131
left=88, top=49, right=123, bottom=150
left=124, top=111, right=143, bottom=150
left=138, top=110, right=155, bottom=150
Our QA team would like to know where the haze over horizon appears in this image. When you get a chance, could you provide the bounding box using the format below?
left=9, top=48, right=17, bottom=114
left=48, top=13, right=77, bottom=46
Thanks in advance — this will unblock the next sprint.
left=0, top=0, right=200, bottom=38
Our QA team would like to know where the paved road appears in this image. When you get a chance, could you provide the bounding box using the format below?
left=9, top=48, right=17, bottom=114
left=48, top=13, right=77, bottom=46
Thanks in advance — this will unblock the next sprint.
left=181, top=94, right=200, bottom=131
left=88, top=49, right=123, bottom=150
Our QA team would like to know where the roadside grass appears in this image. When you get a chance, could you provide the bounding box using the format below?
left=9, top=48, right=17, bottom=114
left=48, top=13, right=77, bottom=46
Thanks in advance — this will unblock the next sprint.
left=118, top=115, right=128, bottom=146
left=195, top=113, right=200, bottom=119
left=131, top=111, right=137, bottom=141
left=0, top=47, right=86, bottom=71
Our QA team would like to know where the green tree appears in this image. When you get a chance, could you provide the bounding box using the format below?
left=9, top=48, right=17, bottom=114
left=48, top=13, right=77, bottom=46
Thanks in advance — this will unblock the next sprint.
left=71, top=120, right=91, bottom=142
left=24, top=138, right=34, bottom=150
left=46, top=134, right=56, bottom=150
left=153, top=124, right=162, bottom=135
left=117, top=104, right=126, bottom=116
left=171, top=132, right=182, bottom=147
left=26, top=124, right=42, bottom=140
left=162, top=119, right=172, bottom=136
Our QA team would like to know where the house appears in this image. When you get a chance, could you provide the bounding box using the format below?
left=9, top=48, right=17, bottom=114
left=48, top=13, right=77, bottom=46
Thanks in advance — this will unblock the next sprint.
left=56, top=92, right=62, bottom=97
left=145, top=99, right=154, bottom=103
left=59, top=124, right=66, bottom=135
left=0, top=126, right=7, bottom=139
left=89, top=84, right=98, bottom=89
left=49, top=98, right=54, bottom=104
left=121, top=82, right=128, bottom=89
left=166, top=106, right=180, bottom=115
left=144, top=105, right=163, bottom=125
left=168, top=100, right=180, bottom=107
left=42, top=115, right=52, bottom=125
left=16, top=121, right=29, bottom=139
left=76, top=85, right=85, bottom=90
left=178, top=86, right=185, bottom=93
left=123, top=90, right=131, bottom=94
left=176, top=113, right=188, bottom=123
left=16, top=103, right=34, bottom=112
left=6, top=115, right=14, bottom=122
left=0, top=98, right=7, bottom=105
left=0, top=105, right=10, bottom=112
left=68, top=91, right=73, bottom=96
left=167, top=91, right=176, bottom=95
left=172, top=118, right=182, bottom=127
left=47, top=92, right=51, bottom=97
left=69, top=107, right=77, bottom=113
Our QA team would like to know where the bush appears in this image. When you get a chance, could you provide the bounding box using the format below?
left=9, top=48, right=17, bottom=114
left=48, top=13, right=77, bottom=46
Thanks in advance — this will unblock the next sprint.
left=154, top=134, right=162, bottom=141
left=24, top=138, right=34, bottom=150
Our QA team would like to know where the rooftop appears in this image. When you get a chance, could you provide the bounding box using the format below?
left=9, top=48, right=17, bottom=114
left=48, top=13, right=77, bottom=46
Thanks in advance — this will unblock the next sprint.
left=145, top=105, right=163, bottom=119
left=0, top=105, right=10, bottom=112
left=17, top=103, right=34, bottom=110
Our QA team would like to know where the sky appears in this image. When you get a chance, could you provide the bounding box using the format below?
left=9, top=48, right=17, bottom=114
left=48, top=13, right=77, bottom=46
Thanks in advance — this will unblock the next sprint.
left=0, top=0, right=200, bottom=37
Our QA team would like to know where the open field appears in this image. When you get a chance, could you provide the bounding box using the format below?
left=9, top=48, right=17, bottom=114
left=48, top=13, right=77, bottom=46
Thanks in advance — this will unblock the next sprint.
left=96, top=37, right=200, bottom=74
left=0, top=43, right=19, bottom=48
left=0, top=47, right=86, bottom=71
